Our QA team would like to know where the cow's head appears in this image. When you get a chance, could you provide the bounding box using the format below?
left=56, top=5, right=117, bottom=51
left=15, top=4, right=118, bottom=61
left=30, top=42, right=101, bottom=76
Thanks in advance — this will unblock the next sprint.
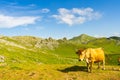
left=76, top=49, right=85, bottom=61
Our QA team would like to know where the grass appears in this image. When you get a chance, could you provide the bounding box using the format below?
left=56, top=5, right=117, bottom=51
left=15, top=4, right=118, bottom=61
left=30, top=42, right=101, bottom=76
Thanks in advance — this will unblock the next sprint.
left=0, top=35, right=120, bottom=80
left=0, top=64, right=120, bottom=80
left=106, top=54, right=120, bottom=65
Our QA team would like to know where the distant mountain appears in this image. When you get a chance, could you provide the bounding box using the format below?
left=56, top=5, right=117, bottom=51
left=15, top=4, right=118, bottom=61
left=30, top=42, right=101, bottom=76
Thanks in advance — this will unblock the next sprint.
left=69, top=34, right=96, bottom=44
left=108, top=36, right=120, bottom=40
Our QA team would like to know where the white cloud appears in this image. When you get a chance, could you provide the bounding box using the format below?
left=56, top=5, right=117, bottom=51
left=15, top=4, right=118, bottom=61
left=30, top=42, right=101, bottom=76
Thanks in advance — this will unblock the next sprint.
left=41, top=8, right=50, bottom=13
left=113, top=32, right=120, bottom=37
left=27, top=8, right=50, bottom=14
left=0, top=14, right=40, bottom=28
left=28, top=4, right=36, bottom=7
left=52, top=8, right=102, bottom=26
left=94, top=35, right=105, bottom=38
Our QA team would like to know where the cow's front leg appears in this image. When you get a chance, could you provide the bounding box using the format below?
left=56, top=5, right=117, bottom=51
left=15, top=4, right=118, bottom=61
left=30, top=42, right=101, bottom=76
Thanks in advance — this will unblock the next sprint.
left=86, top=59, right=90, bottom=72
left=89, top=61, right=94, bottom=73
left=87, top=63, right=90, bottom=72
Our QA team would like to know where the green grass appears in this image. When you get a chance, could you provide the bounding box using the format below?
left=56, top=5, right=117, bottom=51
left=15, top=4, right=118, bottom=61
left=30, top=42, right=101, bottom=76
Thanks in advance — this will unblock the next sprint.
left=0, top=35, right=120, bottom=80
left=106, top=54, right=120, bottom=65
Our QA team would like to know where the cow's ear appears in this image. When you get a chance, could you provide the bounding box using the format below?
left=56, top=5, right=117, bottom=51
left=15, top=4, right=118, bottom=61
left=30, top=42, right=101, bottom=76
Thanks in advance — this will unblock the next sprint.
left=81, top=50, right=85, bottom=54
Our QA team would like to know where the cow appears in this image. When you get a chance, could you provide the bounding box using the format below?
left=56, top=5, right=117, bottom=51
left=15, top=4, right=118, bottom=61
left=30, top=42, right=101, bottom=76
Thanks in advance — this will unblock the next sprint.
left=76, top=48, right=105, bottom=72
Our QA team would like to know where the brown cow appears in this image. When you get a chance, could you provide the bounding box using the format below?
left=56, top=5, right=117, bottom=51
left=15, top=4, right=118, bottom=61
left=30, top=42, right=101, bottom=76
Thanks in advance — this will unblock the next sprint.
left=76, top=48, right=105, bottom=72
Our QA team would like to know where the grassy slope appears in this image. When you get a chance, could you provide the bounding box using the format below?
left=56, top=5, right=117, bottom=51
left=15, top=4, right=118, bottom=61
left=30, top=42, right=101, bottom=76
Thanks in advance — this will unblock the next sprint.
left=0, top=64, right=120, bottom=80
left=0, top=35, right=120, bottom=80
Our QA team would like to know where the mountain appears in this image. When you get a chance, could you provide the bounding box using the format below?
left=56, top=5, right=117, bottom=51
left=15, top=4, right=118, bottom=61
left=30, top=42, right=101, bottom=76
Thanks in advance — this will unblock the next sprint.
left=69, top=34, right=96, bottom=44
left=0, top=35, right=77, bottom=65
left=108, top=36, right=120, bottom=40
left=0, top=34, right=120, bottom=66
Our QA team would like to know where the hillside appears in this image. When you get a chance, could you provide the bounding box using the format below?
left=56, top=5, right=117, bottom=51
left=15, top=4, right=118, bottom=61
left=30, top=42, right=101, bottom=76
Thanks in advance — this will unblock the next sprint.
left=0, top=34, right=120, bottom=80
left=109, top=36, right=120, bottom=40
left=0, top=34, right=120, bottom=65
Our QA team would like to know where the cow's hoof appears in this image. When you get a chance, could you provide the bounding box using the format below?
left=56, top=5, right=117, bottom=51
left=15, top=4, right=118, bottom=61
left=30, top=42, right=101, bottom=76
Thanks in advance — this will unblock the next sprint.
left=97, top=67, right=100, bottom=69
left=102, top=68, right=105, bottom=70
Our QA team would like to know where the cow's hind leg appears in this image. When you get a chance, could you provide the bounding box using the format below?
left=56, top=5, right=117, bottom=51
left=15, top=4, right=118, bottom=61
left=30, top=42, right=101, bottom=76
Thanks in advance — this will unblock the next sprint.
left=97, top=62, right=100, bottom=69
left=102, top=60, right=105, bottom=70
left=90, top=62, right=93, bottom=73
left=87, top=63, right=90, bottom=72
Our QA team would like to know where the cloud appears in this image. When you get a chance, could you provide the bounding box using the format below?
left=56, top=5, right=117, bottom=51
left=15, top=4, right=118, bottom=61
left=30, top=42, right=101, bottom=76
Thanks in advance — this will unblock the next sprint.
left=113, top=32, right=120, bottom=37
left=40, top=8, right=50, bottom=13
left=52, top=8, right=102, bottom=26
left=94, top=35, right=105, bottom=38
left=0, top=3, right=50, bottom=15
left=28, top=4, right=36, bottom=7
left=28, top=8, right=50, bottom=14
left=0, top=14, right=40, bottom=28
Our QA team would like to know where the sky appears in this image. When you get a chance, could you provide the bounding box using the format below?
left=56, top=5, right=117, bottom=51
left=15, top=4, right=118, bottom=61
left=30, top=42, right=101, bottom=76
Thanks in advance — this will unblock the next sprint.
left=0, top=0, right=120, bottom=39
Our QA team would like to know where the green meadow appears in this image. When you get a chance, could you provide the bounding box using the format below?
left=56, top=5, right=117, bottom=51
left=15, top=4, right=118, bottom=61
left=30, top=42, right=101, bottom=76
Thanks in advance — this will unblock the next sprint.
left=0, top=34, right=120, bottom=80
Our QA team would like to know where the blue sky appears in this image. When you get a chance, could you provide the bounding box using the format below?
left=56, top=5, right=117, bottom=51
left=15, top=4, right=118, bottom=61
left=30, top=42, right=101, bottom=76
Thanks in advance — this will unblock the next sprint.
left=0, top=0, right=120, bottom=39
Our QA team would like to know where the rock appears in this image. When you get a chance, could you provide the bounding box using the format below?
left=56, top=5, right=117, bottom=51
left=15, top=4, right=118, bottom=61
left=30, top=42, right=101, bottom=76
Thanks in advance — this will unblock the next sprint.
left=0, top=55, right=5, bottom=63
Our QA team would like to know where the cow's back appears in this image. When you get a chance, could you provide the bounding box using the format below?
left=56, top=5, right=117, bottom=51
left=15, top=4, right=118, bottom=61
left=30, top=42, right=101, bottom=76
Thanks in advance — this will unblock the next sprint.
left=88, top=48, right=105, bottom=62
